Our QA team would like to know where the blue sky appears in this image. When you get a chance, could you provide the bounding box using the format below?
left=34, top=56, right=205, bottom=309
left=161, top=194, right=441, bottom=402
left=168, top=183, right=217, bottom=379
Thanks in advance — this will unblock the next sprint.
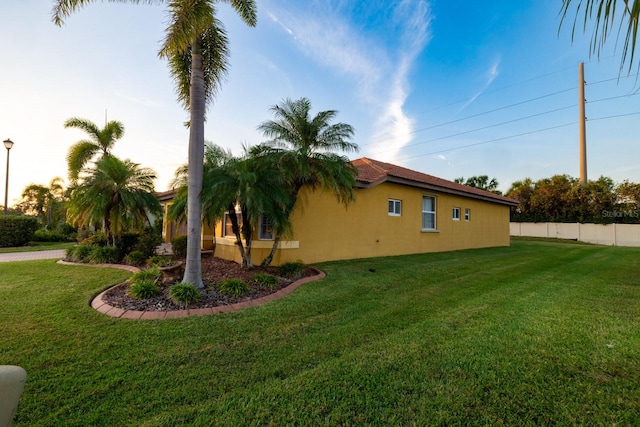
left=1, top=0, right=639, bottom=207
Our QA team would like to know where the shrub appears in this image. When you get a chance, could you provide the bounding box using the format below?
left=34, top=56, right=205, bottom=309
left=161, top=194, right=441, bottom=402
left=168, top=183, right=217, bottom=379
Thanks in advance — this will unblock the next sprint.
left=147, top=255, right=172, bottom=268
left=277, top=261, right=306, bottom=280
left=67, top=244, right=93, bottom=263
left=134, top=228, right=162, bottom=258
left=83, top=231, right=107, bottom=246
left=0, top=215, right=38, bottom=247
left=123, top=250, right=147, bottom=266
left=32, top=229, right=71, bottom=242
left=129, top=280, right=160, bottom=299
left=251, top=273, right=279, bottom=289
left=169, top=283, right=200, bottom=306
left=218, top=278, right=250, bottom=297
left=116, top=232, right=139, bottom=260
left=88, top=246, right=119, bottom=264
left=131, top=268, right=162, bottom=285
left=171, top=234, right=188, bottom=258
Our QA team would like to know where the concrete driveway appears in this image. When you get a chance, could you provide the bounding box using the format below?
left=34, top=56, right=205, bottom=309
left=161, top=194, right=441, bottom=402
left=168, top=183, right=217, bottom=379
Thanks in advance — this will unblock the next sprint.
left=0, top=250, right=66, bottom=263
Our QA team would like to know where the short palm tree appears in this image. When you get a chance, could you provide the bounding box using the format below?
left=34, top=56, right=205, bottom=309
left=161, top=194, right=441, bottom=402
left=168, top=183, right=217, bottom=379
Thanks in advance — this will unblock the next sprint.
left=67, top=156, right=161, bottom=246
left=64, top=117, right=125, bottom=181
left=169, top=143, right=291, bottom=268
left=53, top=0, right=257, bottom=287
left=256, top=97, right=359, bottom=267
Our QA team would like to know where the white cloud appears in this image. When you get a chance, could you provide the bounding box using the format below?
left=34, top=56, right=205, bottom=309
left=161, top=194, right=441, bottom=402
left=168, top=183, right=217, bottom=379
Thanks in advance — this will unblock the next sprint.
left=268, top=1, right=432, bottom=164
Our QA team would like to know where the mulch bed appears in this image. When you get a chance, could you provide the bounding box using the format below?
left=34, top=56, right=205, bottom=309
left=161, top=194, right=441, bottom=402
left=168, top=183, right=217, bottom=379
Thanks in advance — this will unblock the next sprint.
left=102, top=256, right=315, bottom=312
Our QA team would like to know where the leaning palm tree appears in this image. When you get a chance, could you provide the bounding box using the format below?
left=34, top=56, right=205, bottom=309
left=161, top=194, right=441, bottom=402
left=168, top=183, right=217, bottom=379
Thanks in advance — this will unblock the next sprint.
left=53, top=0, right=257, bottom=288
left=256, top=97, right=359, bottom=267
left=560, top=0, right=640, bottom=73
left=67, top=156, right=161, bottom=246
left=64, top=117, right=125, bottom=181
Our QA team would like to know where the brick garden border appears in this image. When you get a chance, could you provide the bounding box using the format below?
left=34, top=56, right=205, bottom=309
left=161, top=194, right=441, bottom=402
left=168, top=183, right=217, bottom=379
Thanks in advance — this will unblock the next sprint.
left=58, top=260, right=325, bottom=320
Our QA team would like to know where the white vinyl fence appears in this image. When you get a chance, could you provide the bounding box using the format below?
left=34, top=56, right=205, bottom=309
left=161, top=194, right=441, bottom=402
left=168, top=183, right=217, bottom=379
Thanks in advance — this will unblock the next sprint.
left=510, top=222, right=640, bottom=247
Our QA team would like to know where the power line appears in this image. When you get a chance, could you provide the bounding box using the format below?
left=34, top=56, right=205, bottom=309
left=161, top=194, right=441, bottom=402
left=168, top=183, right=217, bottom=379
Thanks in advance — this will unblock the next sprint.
left=365, top=87, right=576, bottom=147
left=395, top=122, right=576, bottom=162
left=368, top=104, right=575, bottom=156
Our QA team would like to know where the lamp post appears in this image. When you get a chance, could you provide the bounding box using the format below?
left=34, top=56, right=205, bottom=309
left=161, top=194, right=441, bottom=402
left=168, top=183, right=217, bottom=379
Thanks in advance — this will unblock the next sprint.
left=3, top=139, right=14, bottom=216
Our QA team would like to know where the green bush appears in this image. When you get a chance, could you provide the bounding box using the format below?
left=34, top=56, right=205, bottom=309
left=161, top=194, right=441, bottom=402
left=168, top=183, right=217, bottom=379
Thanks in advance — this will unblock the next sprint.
left=277, top=261, right=306, bottom=280
left=134, top=228, right=161, bottom=258
left=123, top=250, right=147, bottom=266
left=147, top=255, right=172, bottom=268
left=132, top=268, right=162, bottom=285
left=82, top=231, right=107, bottom=246
left=88, top=246, right=119, bottom=264
left=129, top=280, right=160, bottom=299
left=67, top=244, right=93, bottom=263
left=32, top=229, right=71, bottom=242
left=169, top=283, right=200, bottom=306
left=251, top=273, right=279, bottom=289
left=0, top=215, right=38, bottom=247
left=171, top=234, right=188, bottom=258
left=116, top=232, right=139, bottom=260
left=218, top=278, right=250, bottom=297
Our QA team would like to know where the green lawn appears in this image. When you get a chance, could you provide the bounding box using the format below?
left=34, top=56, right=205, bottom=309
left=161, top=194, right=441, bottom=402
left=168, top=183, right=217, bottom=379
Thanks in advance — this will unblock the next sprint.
left=1, top=240, right=639, bottom=426
left=0, top=241, right=74, bottom=253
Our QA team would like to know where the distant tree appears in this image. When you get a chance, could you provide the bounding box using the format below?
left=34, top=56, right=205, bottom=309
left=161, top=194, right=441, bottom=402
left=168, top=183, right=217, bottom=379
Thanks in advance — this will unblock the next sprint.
left=64, top=117, right=125, bottom=181
left=256, top=97, right=359, bottom=267
left=67, top=156, right=161, bottom=246
left=455, top=175, right=502, bottom=195
left=506, top=178, right=535, bottom=221
left=507, top=174, right=624, bottom=223
left=16, top=177, right=66, bottom=227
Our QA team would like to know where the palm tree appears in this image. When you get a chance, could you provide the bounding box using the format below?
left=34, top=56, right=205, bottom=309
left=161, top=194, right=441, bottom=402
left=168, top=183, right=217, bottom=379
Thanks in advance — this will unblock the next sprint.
left=17, top=177, right=66, bottom=227
left=256, top=97, right=359, bottom=267
left=53, top=0, right=257, bottom=287
left=64, top=117, right=125, bottom=181
left=67, top=156, right=161, bottom=246
left=560, top=0, right=640, bottom=73
left=169, top=143, right=291, bottom=268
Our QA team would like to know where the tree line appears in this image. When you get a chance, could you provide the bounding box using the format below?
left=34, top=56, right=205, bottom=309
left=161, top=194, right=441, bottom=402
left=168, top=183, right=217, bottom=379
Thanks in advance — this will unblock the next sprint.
left=506, top=175, right=640, bottom=224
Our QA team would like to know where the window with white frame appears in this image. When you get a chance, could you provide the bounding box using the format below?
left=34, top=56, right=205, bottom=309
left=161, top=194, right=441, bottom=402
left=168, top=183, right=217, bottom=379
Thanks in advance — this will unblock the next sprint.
left=465, top=208, right=470, bottom=221
left=259, top=214, right=274, bottom=240
left=452, top=207, right=461, bottom=221
left=422, top=196, right=436, bottom=230
left=388, top=199, right=402, bottom=216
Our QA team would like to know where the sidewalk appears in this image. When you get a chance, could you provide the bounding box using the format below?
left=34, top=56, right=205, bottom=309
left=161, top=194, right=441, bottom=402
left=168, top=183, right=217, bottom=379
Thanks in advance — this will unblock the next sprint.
left=0, top=250, right=66, bottom=263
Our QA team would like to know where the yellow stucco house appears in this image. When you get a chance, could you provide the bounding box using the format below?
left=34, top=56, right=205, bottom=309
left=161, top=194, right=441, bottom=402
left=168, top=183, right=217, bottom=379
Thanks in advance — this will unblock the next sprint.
left=159, top=157, right=517, bottom=265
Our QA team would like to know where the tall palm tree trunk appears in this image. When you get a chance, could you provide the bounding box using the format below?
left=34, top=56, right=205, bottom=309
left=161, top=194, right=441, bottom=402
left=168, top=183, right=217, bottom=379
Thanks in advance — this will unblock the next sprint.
left=183, top=38, right=205, bottom=288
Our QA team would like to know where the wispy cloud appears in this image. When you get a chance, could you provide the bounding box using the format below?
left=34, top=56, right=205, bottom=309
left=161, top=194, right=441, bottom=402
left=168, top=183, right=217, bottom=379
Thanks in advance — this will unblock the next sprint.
left=267, top=0, right=431, bottom=164
left=457, top=57, right=501, bottom=112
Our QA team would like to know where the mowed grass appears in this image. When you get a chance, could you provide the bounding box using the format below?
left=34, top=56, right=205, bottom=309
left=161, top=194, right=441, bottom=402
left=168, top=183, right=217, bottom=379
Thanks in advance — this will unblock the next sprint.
left=1, top=240, right=639, bottom=426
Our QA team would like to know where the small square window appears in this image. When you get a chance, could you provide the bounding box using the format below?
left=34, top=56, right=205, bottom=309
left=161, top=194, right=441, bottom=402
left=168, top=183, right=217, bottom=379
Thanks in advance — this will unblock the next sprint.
left=464, top=208, right=470, bottom=221
left=388, top=199, right=401, bottom=216
left=452, top=207, right=461, bottom=221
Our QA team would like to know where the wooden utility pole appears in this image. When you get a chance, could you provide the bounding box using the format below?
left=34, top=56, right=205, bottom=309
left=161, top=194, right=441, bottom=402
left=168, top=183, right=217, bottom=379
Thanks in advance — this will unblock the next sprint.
left=578, top=62, right=587, bottom=184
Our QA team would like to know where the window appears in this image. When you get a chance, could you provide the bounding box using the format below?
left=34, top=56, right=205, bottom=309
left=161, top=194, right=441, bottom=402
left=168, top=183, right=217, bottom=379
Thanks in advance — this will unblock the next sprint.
left=388, top=199, right=402, bottom=216
left=259, top=214, right=274, bottom=240
left=452, top=207, right=461, bottom=221
left=465, top=208, right=470, bottom=221
left=223, top=212, right=241, bottom=237
left=422, top=196, right=436, bottom=230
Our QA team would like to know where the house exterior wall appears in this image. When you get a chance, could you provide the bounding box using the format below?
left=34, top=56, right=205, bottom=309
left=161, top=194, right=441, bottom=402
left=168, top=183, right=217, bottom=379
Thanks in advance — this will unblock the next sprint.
left=209, top=182, right=511, bottom=265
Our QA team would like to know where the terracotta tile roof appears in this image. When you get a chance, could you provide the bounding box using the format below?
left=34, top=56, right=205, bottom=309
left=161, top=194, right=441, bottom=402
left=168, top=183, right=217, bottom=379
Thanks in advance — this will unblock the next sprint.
left=352, top=157, right=518, bottom=207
